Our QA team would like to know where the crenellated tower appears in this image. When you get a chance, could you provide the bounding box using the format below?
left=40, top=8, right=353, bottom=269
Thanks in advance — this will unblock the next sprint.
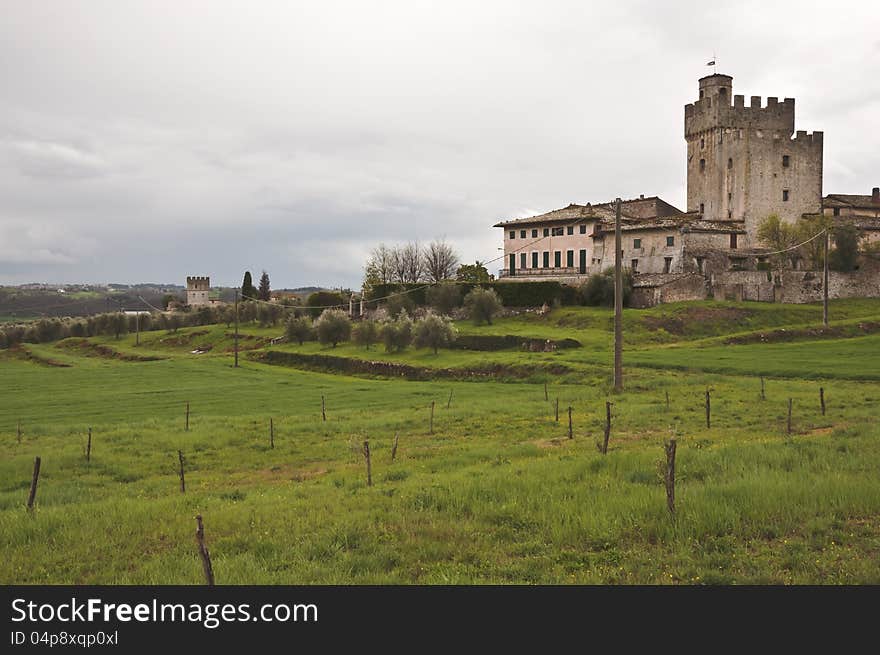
left=186, top=276, right=211, bottom=307
left=684, top=74, right=823, bottom=243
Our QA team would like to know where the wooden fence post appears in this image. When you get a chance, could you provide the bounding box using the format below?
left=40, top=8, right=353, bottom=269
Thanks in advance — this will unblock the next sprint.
left=17, top=420, right=22, bottom=444
left=705, top=389, right=711, bottom=429
left=363, top=440, right=372, bottom=486
left=665, top=391, right=669, bottom=411
left=178, top=450, right=186, bottom=493
left=447, top=389, right=453, bottom=409
left=27, top=456, right=41, bottom=512
left=270, top=418, right=274, bottom=449
left=544, top=381, right=548, bottom=402
left=430, top=401, right=435, bottom=435
left=555, top=398, right=559, bottom=423
left=322, top=395, right=326, bottom=422
left=195, top=515, right=215, bottom=586
left=185, top=402, right=190, bottom=432
left=819, top=387, right=825, bottom=416
left=760, top=377, right=765, bottom=401
left=664, top=439, right=676, bottom=517
left=86, top=427, right=91, bottom=462
left=567, top=406, right=573, bottom=439
left=787, top=398, right=793, bottom=435
left=602, top=401, right=612, bottom=455
left=391, top=434, right=399, bottom=462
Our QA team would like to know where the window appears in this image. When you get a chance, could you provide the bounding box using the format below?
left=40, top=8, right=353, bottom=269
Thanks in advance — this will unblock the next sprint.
left=782, top=189, right=790, bottom=202
left=699, top=158, right=706, bottom=172
left=631, top=259, right=639, bottom=273
left=633, top=238, right=642, bottom=249
left=699, top=202, right=705, bottom=213
left=532, top=229, right=538, bottom=238
left=551, top=227, right=564, bottom=236
left=699, top=89, right=704, bottom=98
left=566, top=250, right=574, bottom=267
left=509, top=231, right=516, bottom=239
left=554, top=251, right=561, bottom=268
left=543, top=228, right=550, bottom=237
left=700, top=137, right=705, bottom=149
left=833, top=207, right=840, bottom=216
left=542, top=251, right=549, bottom=268
left=666, top=236, right=675, bottom=247
left=663, top=257, right=672, bottom=274
left=728, top=192, right=732, bottom=202
left=782, top=155, right=790, bottom=168
left=579, top=224, right=587, bottom=234
left=696, top=257, right=704, bottom=273
left=567, top=226, right=574, bottom=235
left=728, top=158, right=733, bottom=170
left=520, top=253, right=527, bottom=269
left=719, top=87, right=727, bottom=98
left=532, top=251, right=538, bottom=268
left=520, top=229, right=526, bottom=239
left=730, top=233, right=738, bottom=249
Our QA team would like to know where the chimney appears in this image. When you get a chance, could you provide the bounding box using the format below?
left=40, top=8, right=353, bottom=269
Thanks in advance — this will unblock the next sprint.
left=873, top=187, right=879, bottom=204
left=639, top=194, right=644, bottom=199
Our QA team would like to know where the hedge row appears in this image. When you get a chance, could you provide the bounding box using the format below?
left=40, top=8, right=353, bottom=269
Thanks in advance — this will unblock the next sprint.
left=367, top=281, right=579, bottom=308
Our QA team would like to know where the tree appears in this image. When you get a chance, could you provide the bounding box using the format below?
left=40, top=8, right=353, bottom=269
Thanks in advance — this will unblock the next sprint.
left=315, top=309, right=351, bottom=347
left=413, top=311, right=457, bottom=354
left=398, top=242, right=424, bottom=283
left=380, top=311, right=413, bottom=352
left=463, top=287, right=502, bottom=325
left=241, top=271, right=258, bottom=301
left=829, top=221, right=862, bottom=272
left=795, top=214, right=833, bottom=269
left=757, top=214, right=799, bottom=268
left=423, top=239, right=460, bottom=283
left=456, top=262, right=491, bottom=283
left=305, top=291, right=345, bottom=319
left=365, top=244, right=394, bottom=289
left=425, top=282, right=462, bottom=316
left=258, top=271, right=271, bottom=301
left=352, top=320, right=379, bottom=350
left=580, top=268, right=633, bottom=307
left=286, top=316, right=315, bottom=345
left=386, top=292, right=416, bottom=319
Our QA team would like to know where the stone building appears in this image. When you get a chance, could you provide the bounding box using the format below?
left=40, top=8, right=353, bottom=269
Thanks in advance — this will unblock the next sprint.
left=186, top=276, right=211, bottom=307
left=494, top=72, right=877, bottom=301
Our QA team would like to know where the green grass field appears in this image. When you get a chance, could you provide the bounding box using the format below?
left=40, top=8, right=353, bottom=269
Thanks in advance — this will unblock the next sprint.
left=1, top=299, right=879, bottom=584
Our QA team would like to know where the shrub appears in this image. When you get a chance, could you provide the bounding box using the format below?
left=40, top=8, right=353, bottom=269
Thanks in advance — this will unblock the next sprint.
left=413, top=311, right=458, bottom=354
left=386, top=293, right=416, bottom=319
left=306, top=291, right=346, bottom=319
left=425, top=283, right=462, bottom=316
left=286, top=316, right=315, bottom=345
left=380, top=311, right=413, bottom=352
left=830, top=222, right=861, bottom=272
left=352, top=320, right=379, bottom=350
left=315, top=309, right=351, bottom=347
left=463, top=287, right=502, bottom=325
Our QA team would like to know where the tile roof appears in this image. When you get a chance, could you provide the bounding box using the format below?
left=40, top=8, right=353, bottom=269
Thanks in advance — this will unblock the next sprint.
left=824, top=194, right=880, bottom=209
left=494, top=196, right=683, bottom=227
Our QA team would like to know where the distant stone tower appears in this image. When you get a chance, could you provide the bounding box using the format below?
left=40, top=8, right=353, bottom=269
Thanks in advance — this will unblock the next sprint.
left=684, top=74, right=823, bottom=243
left=186, top=276, right=210, bottom=307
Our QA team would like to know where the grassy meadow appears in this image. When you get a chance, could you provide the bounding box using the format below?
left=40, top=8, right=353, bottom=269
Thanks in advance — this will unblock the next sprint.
left=1, top=299, right=879, bottom=584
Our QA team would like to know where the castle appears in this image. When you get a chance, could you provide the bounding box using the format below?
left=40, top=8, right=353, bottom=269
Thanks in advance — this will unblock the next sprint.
left=186, top=276, right=211, bottom=307
left=495, top=73, right=879, bottom=304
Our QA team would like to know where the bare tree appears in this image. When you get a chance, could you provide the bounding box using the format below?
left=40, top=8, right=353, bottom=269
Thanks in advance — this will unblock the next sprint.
left=423, top=239, right=460, bottom=283
left=368, top=243, right=394, bottom=285
left=399, top=241, right=424, bottom=283
left=390, top=246, right=408, bottom=283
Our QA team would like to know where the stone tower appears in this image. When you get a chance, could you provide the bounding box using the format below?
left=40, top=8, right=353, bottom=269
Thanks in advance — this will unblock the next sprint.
left=186, top=276, right=210, bottom=307
left=684, top=74, right=823, bottom=243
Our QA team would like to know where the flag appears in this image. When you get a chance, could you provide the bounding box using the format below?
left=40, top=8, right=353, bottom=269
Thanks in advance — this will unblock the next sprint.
left=706, top=60, right=715, bottom=66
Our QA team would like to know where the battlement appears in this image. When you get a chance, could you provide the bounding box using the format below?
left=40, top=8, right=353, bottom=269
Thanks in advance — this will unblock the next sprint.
left=186, top=276, right=210, bottom=290
left=685, top=94, right=795, bottom=137
left=791, top=130, right=823, bottom=146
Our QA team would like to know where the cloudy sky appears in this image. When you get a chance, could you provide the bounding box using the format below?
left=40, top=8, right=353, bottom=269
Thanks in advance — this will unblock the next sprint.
left=1, top=1, right=878, bottom=288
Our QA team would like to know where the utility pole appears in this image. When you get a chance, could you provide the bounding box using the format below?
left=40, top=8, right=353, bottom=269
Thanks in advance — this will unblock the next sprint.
left=613, top=197, right=623, bottom=393
left=823, top=229, right=829, bottom=327
left=135, top=311, right=140, bottom=346
left=234, top=289, right=239, bottom=368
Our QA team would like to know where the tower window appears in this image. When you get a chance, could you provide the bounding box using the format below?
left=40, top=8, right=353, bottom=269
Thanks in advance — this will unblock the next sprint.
left=727, top=158, right=733, bottom=169
left=699, top=202, right=705, bottom=213
left=730, top=233, right=738, bottom=249
left=699, top=89, right=704, bottom=98
left=666, top=236, right=675, bottom=247
left=719, top=87, right=727, bottom=98
left=728, top=192, right=732, bottom=202
left=699, top=158, right=706, bottom=172
left=700, top=138, right=705, bottom=149
left=782, top=155, right=790, bottom=168
left=633, top=238, right=642, bottom=249
left=728, top=210, right=732, bottom=219
left=782, top=189, right=790, bottom=202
